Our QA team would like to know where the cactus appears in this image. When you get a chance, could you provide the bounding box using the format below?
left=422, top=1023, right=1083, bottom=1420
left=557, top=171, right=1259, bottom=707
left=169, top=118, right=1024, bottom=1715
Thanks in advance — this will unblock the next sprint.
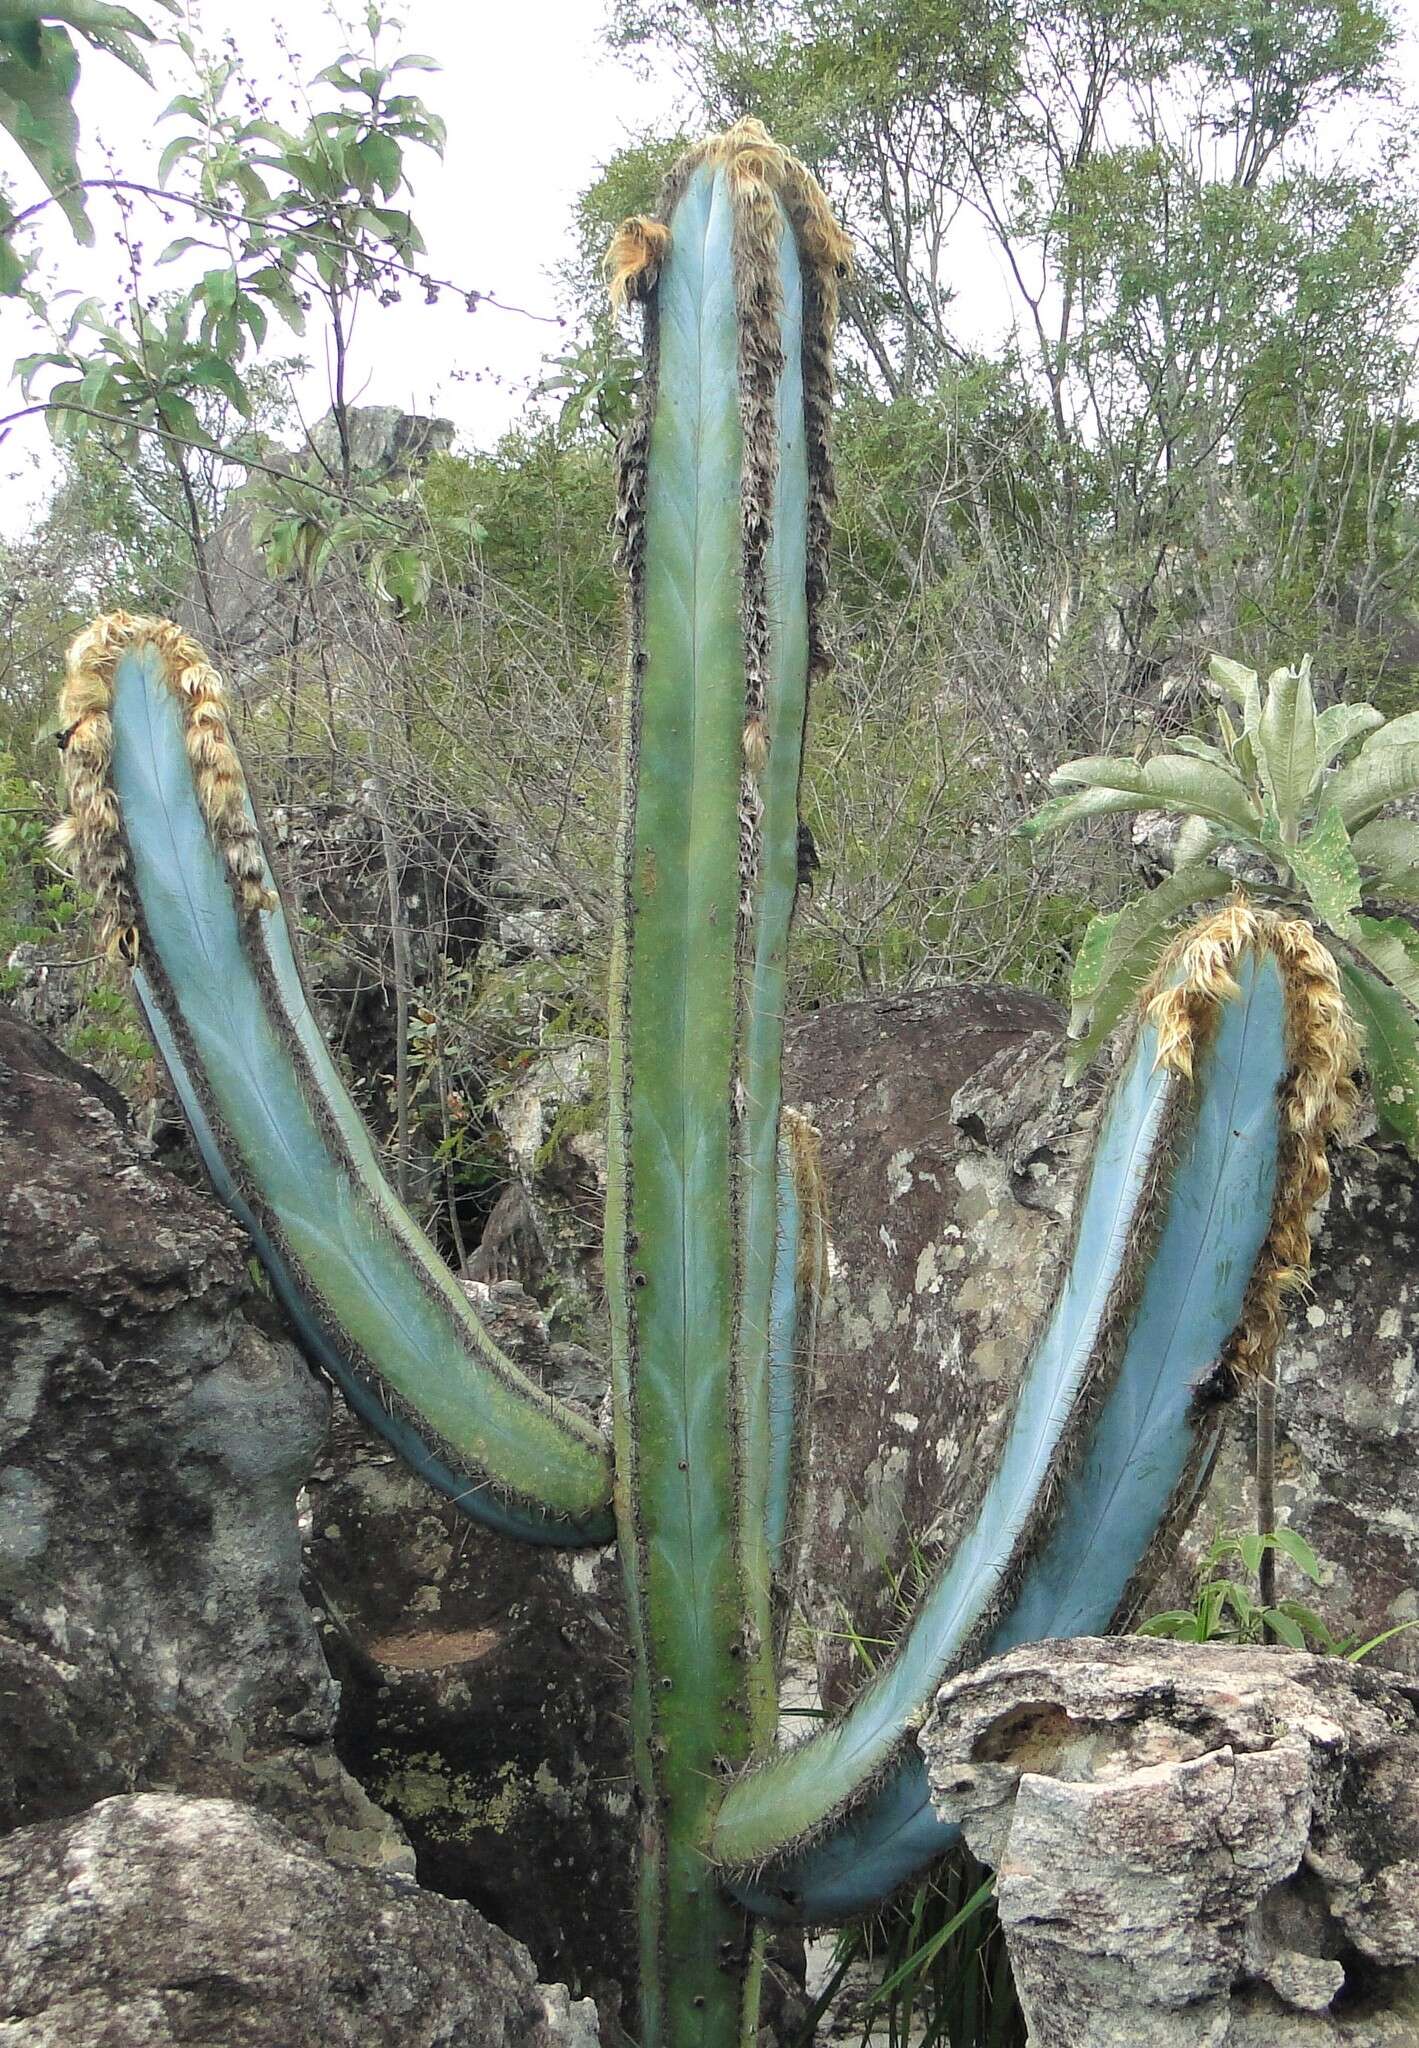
left=53, top=122, right=1355, bottom=2048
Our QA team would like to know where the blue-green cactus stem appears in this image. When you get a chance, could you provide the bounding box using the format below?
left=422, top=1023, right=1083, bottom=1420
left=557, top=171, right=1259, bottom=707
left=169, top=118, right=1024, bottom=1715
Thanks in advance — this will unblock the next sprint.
left=57, top=622, right=613, bottom=1546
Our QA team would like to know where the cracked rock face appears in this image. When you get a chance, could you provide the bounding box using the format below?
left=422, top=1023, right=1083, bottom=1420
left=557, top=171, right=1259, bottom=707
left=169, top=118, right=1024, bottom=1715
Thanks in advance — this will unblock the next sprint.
left=0, top=1008, right=403, bottom=1866
left=305, top=1391, right=634, bottom=2021
left=922, top=1638, right=1419, bottom=2046
left=781, top=987, right=1081, bottom=1705
left=0, top=1793, right=600, bottom=2047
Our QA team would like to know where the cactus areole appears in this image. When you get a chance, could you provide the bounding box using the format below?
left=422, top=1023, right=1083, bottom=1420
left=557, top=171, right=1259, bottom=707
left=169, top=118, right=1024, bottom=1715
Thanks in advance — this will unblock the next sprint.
left=54, top=123, right=1357, bottom=2048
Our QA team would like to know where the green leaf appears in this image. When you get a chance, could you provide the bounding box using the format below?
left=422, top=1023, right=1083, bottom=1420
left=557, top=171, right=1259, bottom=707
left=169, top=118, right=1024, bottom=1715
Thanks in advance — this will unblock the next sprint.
left=1256, top=660, right=1318, bottom=838
left=1064, top=865, right=1235, bottom=1081
left=358, top=128, right=400, bottom=197
left=0, top=20, right=88, bottom=239
left=1169, top=733, right=1234, bottom=770
left=1017, top=785, right=1152, bottom=841
left=1351, top=818, right=1419, bottom=874
left=1329, top=745, right=1419, bottom=831
left=1315, top=702, right=1384, bottom=771
left=186, top=353, right=250, bottom=415
left=1339, top=960, right=1419, bottom=1153
left=1360, top=710, right=1419, bottom=754
left=154, top=389, right=215, bottom=448
left=1067, top=910, right=1119, bottom=1017
left=1172, top=814, right=1219, bottom=869
left=156, top=130, right=198, bottom=183
left=1352, top=913, right=1419, bottom=1012
left=1050, top=753, right=1258, bottom=835
left=1207, top=654, right=1257, bottom=708
left=199, top=264, right=238, bottom=311
left=1288, top=806, right=1361, bottom=935
left=1270, top=1527, right=1322, bottom=1583
left=1263, top=1608, right=1307, bottom=1649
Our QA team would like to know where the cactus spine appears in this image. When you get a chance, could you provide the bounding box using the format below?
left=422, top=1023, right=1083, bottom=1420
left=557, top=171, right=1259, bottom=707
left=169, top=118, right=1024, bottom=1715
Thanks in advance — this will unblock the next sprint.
left=54, top=123, right=1355, bottom=2048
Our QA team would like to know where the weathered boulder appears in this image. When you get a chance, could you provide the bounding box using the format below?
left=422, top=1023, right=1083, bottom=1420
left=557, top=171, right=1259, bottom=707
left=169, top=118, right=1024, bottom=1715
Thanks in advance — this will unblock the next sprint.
left=0, top=1007, right=401, bottom=1865
left=305, top=1385, right=634, bottom=2017
left=781, top=986, right=1080, bottom=1704
left=922, top=1637, right=1419, bottom=2045
left=0, top=1793, right=599, bottom=2047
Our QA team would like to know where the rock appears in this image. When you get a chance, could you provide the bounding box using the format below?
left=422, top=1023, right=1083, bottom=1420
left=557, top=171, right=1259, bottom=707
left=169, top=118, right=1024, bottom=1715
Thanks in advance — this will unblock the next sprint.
left=922, top=1637, right=1419, bottom=2045
left=305, top=1391, right=634, bottom=2020
left=179, top=407, right=454, bottom=660
left=0, top=1007, right=402, bottom=1867
left=0, top=1792, right=599, bottom=2047
left=780, top=986, right=1080, bottom=1706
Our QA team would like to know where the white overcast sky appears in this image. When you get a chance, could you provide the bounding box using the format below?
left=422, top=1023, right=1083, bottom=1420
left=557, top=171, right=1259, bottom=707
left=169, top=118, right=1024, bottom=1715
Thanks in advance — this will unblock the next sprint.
left=3, top=0, right=1419, bottom=522
left=0, top=0, right=680, bottom=514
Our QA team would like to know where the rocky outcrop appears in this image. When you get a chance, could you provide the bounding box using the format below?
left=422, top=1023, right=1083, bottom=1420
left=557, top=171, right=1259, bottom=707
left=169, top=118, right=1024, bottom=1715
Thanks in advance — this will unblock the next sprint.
left=179, top=406, right=454, bottom=660
left=0, top=1793, right=599, bottom=2047
left=780, top=987, right=1080, bottom=1705
left=0, top=1007, right=399, bottom=1863
left=306, top=1383, right=633, bottom=2016
left=922, top=1637, right=1419, bottom=2045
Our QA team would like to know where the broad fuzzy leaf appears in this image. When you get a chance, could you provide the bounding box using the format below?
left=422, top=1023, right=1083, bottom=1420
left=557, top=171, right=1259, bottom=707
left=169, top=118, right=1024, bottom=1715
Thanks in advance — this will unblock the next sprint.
left=1316, top=702, right=1384, bottom=771
left=1330, top=745, right=1419, bottom=830
left=1338, top=961, right=1419, bottom=1153
left=1256, top=661, right=1318, bottom=837
left=1288, top=806, right=1361, bottom=934
left=1050, top=753, right=1258, bottom=834
left=1351, top=913, right=1419, bottom=1013
left=1065, top=867, right=1233, bottom=1081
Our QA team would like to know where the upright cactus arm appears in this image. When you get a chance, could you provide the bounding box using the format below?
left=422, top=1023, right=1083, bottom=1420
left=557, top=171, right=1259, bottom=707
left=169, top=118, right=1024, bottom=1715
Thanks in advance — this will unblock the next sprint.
left=713, top=908, right=1356, bottom=1919
left=54, top=618, right=614, bottom=1546
left=604, top=126, right=848, bottom=2041
left=767, top=1110, right=829, bottom=1616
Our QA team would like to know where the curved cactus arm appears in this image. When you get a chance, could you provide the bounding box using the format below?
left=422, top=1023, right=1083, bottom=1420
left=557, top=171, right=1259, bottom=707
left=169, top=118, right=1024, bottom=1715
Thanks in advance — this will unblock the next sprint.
left=54, top=618, right=614, bottom=1547
left=604, top=126, right=848, bottom=2042
left=766, top=1110, right=828, bottom=1623
left=714, top=908, right=1355, bottom=1919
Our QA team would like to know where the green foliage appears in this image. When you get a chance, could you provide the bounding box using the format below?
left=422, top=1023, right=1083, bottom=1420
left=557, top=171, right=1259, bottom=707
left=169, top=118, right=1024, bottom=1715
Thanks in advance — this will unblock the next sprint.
left=1027, top=651, right=1419, bottom=1130
left=1140, top=1528, right=1419, bottom=1661
left=798, top=1855, right=1023, bottom=2048
left=0, top=0, right=165, bottom=291
left=0, top=744, right=77, bottom=984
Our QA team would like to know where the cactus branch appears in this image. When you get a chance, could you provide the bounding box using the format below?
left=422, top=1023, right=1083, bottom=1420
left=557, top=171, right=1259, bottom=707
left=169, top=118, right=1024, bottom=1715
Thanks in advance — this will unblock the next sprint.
left=53, top=615, right=614, bottom=1546
left=713, top=907, right=1356, bottom=1917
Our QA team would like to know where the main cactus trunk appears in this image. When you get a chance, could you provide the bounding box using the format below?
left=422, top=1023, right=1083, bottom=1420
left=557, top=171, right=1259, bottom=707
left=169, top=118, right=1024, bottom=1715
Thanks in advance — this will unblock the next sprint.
left=602, top=124, right=848, bottom=2042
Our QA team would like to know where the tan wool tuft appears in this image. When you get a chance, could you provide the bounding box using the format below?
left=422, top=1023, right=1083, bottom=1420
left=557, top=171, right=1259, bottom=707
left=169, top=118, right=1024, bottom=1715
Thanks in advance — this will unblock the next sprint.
left=1142, top=901, right=1358, bottom=1384
left=606, top=216, right=672, bottom=312
left=605, top=119, right=851, bottom=324
left=53, top=612, right=277, bottom=965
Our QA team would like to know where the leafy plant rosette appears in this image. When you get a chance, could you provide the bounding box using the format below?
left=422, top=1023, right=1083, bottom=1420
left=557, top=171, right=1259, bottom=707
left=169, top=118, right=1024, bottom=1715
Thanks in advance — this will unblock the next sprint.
left=1021, top=654, right=1419, bottom=1150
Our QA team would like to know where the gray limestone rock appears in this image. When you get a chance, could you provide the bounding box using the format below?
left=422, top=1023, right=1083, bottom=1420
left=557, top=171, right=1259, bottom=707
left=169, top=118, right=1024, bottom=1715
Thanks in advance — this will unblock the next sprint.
left=0, top=1006, right=403, bottom=1868
left=0, top=1792, right=599, bottom=2047
left=922, top=1637, right=1419, bottom=2046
